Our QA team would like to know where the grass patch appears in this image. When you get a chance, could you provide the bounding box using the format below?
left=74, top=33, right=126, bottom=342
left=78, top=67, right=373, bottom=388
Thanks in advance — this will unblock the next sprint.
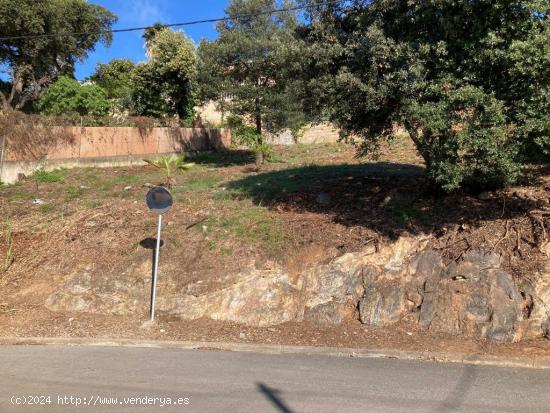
left=173, top=174, right=224, bottom=193
left=7, top=190, right=34, bottom=202
left=65, top=186, right=84, bottom=201
left=39, top=204, right=54, bottom=213
left=34, top=169, right=66, bottom=183
left=213, top=204, right=288, bottom=256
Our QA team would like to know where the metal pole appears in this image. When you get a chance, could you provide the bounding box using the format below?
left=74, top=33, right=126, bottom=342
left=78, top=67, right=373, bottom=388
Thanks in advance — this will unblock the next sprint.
left=150, top=214, right=162, bottom=321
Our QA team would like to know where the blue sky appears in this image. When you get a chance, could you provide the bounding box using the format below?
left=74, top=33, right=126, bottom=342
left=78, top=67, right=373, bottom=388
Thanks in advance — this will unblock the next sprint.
left=75, top=0, right=229, bottom=80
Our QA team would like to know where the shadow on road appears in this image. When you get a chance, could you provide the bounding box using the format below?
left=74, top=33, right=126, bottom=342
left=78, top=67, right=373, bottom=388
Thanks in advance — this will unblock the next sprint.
left=435, top=363, right=479, bottom=412
left=257, top=382, right=295, bottom=413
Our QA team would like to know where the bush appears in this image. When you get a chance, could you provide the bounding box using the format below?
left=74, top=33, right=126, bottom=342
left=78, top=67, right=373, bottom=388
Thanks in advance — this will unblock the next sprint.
left=408, top=85, right=520, bottom=192
left=37, top=76, right=111, bottom=117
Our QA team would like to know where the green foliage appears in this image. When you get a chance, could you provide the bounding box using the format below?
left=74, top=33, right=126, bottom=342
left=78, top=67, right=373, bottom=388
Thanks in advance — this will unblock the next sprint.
left=37, top=76, right=110, bottom=116
left=132, top=27, right=197, bottom=121
left=226, top=115, right=272, bottom=162
left=90, top=59, right=135, bottom=109
left=197, top=0, right=307, bottom=136
left=0, top=0, right=116, bottom=110
left=298, top=0, right=550, bottom=191
left=33, top=168, right=66, bottom=183
left=143, top=154, right=194, bottom=188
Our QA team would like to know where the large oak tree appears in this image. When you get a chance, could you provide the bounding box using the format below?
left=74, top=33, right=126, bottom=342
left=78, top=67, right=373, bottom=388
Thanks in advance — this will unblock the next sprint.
left=0, top=0, right=116, bottom=111
left=297, top=0, right=550, bottom=191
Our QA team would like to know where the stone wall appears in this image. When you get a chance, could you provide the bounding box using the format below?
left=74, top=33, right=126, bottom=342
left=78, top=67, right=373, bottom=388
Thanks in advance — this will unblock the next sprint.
left=0, top=127, right=231, bottom=184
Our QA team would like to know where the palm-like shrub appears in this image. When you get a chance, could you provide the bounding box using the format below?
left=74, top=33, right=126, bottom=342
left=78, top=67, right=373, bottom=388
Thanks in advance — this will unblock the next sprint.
left=144, top=154, right=194, bottom=188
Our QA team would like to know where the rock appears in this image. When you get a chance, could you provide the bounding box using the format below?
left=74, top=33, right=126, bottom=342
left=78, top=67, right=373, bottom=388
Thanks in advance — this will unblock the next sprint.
left=161, top=269, right=303, bottom=327
left=316, top=192, right=331, bottom=205
left=32, top=198, right=44, bottom=205
left=412, top=250, right=443, bottom=279
left=540, top=242, right=550, bottom=256
left=359, top=285, right=404, bottom=326
left=43, top=234, right=540, bottom=342
left=464, top=294, right=491, bottom=322
left=303, top=301, right=350, bottom=324
left=524, top=263, right=550, bottom=339
left=543, top=317, right=550, bottom=338
left=418, top=296, right=433, bottom=327
left=485, top=270, right=523, bottom=341
left=124, top=186, right=132, bottom=191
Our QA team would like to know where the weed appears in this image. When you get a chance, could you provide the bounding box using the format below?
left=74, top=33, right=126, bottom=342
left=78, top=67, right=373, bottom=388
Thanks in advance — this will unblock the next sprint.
left=39, top=204, right=54, bottom=213
left=34, top=168, right=66, bottom=183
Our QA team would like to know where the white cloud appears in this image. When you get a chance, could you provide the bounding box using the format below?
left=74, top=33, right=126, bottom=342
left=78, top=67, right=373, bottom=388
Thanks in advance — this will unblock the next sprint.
left=122, top=0, right=166, bottom=26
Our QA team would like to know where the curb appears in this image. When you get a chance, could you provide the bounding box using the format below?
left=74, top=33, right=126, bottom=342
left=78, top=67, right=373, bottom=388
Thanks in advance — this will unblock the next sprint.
left=1, top=336, right=549, bottom=369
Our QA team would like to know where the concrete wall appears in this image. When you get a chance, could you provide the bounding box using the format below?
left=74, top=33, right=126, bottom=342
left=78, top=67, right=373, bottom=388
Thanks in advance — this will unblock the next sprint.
left=299, top=123, right=340, bottom=144
left=0, top=127, right=231, bottom=184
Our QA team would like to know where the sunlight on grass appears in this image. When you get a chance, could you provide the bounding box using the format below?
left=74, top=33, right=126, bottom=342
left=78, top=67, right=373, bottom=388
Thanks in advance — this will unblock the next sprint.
left=210, top=203, right=288, bottom=257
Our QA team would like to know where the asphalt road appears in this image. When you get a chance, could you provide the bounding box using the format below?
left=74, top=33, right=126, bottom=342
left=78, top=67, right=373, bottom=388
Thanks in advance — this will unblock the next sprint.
left=0, top=345, right=549, bottom=412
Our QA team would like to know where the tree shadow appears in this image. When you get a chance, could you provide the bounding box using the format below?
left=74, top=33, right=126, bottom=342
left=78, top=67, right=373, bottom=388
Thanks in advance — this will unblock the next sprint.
left=435, top=363, right=478, bottom=412
left=226, top=162, right=542, bottom=240
left=256, top=382, right=295, bottom=413
left=188, top=149, right=255, bottom=167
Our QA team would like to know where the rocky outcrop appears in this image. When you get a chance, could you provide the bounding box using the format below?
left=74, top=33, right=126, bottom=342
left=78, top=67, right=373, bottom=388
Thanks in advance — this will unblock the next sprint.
left=46, top=235, right=550, bottom=342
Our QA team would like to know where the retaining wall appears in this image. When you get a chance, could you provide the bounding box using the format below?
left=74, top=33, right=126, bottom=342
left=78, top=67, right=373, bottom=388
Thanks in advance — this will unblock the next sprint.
left=0, top=127, right=231, bottom=184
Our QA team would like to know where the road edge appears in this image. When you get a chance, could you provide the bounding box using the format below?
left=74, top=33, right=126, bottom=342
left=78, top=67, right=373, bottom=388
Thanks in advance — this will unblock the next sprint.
left=1, top=336, right=549, bottom=369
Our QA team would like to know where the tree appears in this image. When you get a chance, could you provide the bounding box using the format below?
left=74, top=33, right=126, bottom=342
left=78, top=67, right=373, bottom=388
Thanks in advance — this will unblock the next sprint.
left=197, top=0, right=306, bottom=138
left=0, top=0, right=116, bottom=111
left=37, top=76, right=110, bottom=116
left=297, top=0, right=550, bottom=191
left=131, top=26, right=197, bottom=121
left=90, top=59, right=135, bottom=110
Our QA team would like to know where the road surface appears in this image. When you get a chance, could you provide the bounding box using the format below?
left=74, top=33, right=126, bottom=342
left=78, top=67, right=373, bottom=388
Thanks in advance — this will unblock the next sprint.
left=0, top=345, right=549, bottom=412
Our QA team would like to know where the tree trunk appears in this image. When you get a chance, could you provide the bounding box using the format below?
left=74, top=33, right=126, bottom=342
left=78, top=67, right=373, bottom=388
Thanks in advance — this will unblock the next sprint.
left=255, top=97, right=262, bottom=135
left=404, top=120, right=430, bottom=167
left=255, top=151, right=264, bottom=166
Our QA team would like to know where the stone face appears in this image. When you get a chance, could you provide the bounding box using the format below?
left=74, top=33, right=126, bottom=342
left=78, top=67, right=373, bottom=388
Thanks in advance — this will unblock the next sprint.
left=303, top=301, right=351, bottom=325
left=419, top=295, right=434, bottom=327
left=412, top=250, right=443, bottom=279
left=44, top=235, right=549, bottom=342
left=359, top=285, right=404, bottom=326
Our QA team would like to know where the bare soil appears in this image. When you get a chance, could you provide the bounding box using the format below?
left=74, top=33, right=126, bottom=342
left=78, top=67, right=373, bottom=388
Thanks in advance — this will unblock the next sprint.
left=1, top=138, right=550, bottom=360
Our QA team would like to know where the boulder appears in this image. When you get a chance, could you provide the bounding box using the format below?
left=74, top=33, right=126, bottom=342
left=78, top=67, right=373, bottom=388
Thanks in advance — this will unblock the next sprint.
left=359, top=284, right=404, bottom=326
